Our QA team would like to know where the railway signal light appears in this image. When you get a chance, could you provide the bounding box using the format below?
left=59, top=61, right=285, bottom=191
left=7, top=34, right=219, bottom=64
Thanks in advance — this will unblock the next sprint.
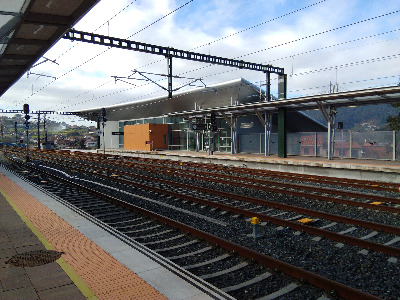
left=210, top=112, right=216, bottom=124
left=101, top=108, right=107, bottom=122
left=23, top=103, right=29, bottom=114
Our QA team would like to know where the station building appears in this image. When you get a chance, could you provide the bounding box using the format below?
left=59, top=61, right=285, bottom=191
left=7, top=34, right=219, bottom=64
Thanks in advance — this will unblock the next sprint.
left=76, top=78, right=326, bottom=156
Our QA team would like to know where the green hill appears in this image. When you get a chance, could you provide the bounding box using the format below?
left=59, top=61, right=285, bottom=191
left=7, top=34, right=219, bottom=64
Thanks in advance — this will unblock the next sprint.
left=304, top=104, right=398, bottom=131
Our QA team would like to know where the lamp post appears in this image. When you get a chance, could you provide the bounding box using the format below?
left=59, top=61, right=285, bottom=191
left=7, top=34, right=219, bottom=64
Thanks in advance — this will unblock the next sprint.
left=14, top=121, right=17, bottom=144
left=23, top=104, right=30, bottom=162
left=101, top=108, right=107, bottom=158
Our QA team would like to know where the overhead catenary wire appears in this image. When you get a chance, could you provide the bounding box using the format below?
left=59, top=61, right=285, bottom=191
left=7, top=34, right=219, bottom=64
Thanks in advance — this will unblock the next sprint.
left=175, top=9, right=400, bottom=78
left=60, top=40, right=400, bottom=111
left=288, top=75, right=400, bottom=96
left=290, top=53, right=400, bottom=77
left=20, top=0, right=195, bottom=108
left=268, top=28, right=400, bottom=64
left=61, top=48, right=400, bottom=111
left=54, top=0, right=138, bottom=61
left=132, top=0, right=330, bottom=70
left=32, top=0, right=328, bottom=110
left=238, top=9, right=400, bottom=59
left=191, top=0, right=328, bottom=51
left=60, top=0, right=364, bottom=110
left=17, top=2, right=400, bottom=115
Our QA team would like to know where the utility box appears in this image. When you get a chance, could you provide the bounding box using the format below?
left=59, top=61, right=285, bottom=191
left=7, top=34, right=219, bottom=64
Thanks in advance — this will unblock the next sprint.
left=124, top=123, right=168, bottom=151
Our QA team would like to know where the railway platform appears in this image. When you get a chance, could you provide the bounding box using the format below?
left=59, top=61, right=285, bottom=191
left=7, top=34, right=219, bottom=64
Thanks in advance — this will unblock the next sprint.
left=0, top=166, right=227, bottom=300
left=0, top=189, right=87, bottom=300
left=102, top=149, right=400, bottom=184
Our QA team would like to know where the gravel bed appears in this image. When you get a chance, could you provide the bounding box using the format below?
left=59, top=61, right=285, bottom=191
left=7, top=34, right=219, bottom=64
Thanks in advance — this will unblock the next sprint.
left=172, top=248, right=226, bottom=265
left=208, top=264, right=267, bottom=288
left=3, top=152, right=399, bottom=300
left=189, top=256, right=246, bottom=276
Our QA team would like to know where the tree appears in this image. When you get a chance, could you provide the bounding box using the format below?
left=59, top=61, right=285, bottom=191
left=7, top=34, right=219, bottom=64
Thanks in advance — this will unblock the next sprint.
left=77, top=138, right=86, bottom=149
left=387, top=103, right=400, bottom=130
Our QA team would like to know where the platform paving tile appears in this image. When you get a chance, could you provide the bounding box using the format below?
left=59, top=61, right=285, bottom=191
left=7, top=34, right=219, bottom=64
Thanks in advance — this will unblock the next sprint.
left=0, top=171, right=168, bottom=300
left=24, top=263, right=75, bottom=291
left=0, top=267, right=31, bottom=291
left=0, top=244, right=16, bottom=261
left=0, top=182, right=88, bottom=299
left=0, top=284, right=39, bottom=300
left=37, top=283, right=86, bottom=300
left=14, top=243, right=46, bottom=254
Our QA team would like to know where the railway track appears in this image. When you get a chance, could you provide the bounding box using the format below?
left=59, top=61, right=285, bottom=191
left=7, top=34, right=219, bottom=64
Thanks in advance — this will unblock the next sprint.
left=90, top=151, right=399, bottom=192
left=2, top=148, right=399, bottom=299
left=16, top=149, right=400, bottom=212
left=25, top=152, right=400, bottom=253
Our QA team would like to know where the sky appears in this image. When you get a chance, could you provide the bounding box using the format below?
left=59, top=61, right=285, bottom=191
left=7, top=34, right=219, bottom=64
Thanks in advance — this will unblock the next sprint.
left=1, top=0, right=400, bottom=125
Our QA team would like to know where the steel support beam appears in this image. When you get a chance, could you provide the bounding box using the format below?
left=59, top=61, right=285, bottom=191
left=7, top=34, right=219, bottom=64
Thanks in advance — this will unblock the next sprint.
left=393, top=131, right=397, bottom=161
left=278, top=74, right=287, bottom=99
left=0, top=14, right=21, bottom=42
left=266, top=72, right=271, bottom=101
left=327, top=106, right=337, bottom=160
left=37, top=112, right=40, bottom=150
left=221, top=112, right=233, bottom=128
left=24, top=12, right=71, bottom=26
left=64, top=29, right=284, bottom=75
left=221, top=112, right=238, bottom=154
left=97, top=116, right=101, bottom=149
left=278, top=107, right=287, bottom=158
left=254, top=108, right=266, bottom=127
left=254, top=107, right=271, bottom=156
left=317, top=101, right=330, bottom=123
left=230, top=116, right=238, bottom=154
left=167, top=55, right=173, bottom=98
left=277, top=75, right=287, bottom=158
left=265, top=112, right=272, bottom=156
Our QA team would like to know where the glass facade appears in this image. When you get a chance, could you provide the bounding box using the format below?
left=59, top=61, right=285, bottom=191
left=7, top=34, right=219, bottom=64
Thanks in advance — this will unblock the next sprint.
left=119, top=118, right=400, bottom=160
left=119, top=115, right=232, bottom=152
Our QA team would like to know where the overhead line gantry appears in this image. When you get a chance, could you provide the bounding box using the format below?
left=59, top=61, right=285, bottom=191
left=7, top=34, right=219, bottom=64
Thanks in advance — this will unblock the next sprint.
left=63, top=29, right=286, bottom=100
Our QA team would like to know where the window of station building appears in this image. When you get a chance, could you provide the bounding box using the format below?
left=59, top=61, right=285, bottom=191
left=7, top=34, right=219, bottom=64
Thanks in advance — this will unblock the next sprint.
left=164, top=117, right=180, bottom=124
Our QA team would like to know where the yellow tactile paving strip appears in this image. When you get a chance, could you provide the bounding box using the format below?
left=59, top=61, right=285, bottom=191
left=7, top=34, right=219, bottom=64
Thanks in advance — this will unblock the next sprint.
left=0, top=172, right=167, bottom=300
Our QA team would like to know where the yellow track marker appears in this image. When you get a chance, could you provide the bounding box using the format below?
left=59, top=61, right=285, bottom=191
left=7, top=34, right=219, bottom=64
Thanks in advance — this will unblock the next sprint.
left=297, top=218, right=314, bottom=224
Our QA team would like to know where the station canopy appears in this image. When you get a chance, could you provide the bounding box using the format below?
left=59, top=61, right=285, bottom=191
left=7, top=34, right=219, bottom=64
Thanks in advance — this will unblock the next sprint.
left=75, top=77, right=400, bottom=123
left=0, top=0, right=99, bottom=97
left=75, top=78, right=267, bottom=121
left=167, top=85, right=400, bottom=118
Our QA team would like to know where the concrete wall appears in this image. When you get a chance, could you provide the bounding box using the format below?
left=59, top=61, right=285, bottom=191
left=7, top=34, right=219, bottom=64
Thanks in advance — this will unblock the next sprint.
left=103, top=121, right=119, bottom=149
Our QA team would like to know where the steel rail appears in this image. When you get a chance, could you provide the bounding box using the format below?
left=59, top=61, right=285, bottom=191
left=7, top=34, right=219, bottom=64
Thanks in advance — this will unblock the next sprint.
left=26, top=155, right=400, bottom=257
left=25, top=152, right=400, bottom=237
left=30, top=150, right=400, bottom=209
left=13, top=158, right=382, bottom=300
left=129, top=154, right=399, bottom=192
left=115, top=159, right=400, bottom=206
left=31, top=149, right=400, bottom=191
left=163, top=159, right=399, bottom=191
left=15, top=148, right=400, bottom=192
left=84, top=155, right=400, bottom=213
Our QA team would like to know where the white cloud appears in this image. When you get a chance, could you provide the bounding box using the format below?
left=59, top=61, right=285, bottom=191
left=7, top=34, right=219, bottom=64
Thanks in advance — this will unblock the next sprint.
left=1, top=0, right=400, bottom=123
